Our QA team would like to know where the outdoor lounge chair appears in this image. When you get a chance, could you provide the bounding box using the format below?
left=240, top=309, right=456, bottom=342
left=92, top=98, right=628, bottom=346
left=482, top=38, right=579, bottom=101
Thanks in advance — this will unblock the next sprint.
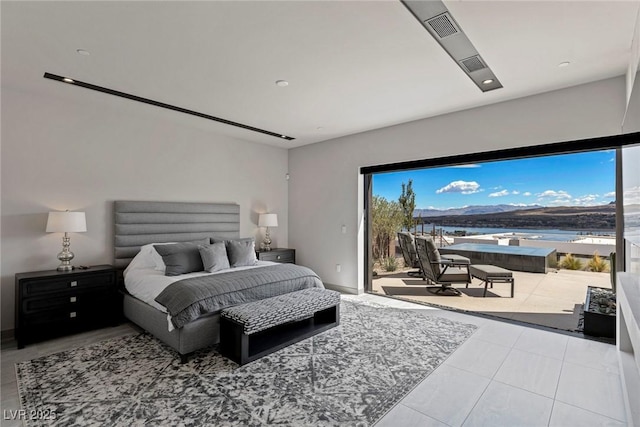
left=415, top=235, right=472, bottom=295
left=397, top=231, right=423, bottom=277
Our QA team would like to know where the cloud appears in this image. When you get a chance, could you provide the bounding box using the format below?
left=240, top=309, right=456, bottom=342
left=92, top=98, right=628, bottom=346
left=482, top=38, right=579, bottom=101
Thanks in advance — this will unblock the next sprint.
left=512, top=190, right=520, bottom=195
left=522, top=192, right=532, bottom=196
left=436, top=180, right=481, bottom=195
left=488, top=190, right=509, bottom=197
left=604, top=191, right=616, bottom=198
left=537, top=190, right=572, bottom=199
left=572, top=194, right=599, bottom=206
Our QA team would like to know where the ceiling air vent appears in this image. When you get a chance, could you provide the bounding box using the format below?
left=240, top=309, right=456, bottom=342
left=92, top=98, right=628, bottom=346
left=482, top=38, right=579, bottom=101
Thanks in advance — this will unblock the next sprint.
left=425, top=13, right=459, bottom=39
left=401, top=0, right=503, bottom=92
left=460, top=55, right=487, bottom=73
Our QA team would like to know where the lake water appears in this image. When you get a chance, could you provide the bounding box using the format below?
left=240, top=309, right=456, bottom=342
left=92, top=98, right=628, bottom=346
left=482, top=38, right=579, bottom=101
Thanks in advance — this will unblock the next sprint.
left=412, top=224, right=615, bottom=242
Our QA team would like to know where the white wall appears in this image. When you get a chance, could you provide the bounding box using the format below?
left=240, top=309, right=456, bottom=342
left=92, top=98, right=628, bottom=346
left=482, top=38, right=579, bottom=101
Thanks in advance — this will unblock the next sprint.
left=1, top=85, right=289, bottom=331
left=289, top=76, right=628, bottom=294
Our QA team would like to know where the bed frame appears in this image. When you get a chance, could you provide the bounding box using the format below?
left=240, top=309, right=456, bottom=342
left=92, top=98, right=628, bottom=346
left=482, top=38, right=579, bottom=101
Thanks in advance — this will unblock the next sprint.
left=114, top=200, right=241, bottom=362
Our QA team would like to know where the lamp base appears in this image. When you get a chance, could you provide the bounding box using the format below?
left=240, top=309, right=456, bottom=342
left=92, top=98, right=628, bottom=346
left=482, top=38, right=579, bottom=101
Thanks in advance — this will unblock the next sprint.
left=263, top=228, right=272, bottom=251
left=56, top=235, right=75, bottom=272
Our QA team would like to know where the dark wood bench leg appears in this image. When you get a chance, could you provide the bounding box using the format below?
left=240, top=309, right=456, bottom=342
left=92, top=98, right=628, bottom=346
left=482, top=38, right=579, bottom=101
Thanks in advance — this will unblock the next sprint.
left=483, top=279, right=489, bottom=297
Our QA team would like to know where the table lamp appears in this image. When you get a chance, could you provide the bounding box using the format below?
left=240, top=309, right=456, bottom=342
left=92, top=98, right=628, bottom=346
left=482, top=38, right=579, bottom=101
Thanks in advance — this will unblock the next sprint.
left=258, top=213, right=278, bottom=251
left=46, top=210, right=87, bottom=271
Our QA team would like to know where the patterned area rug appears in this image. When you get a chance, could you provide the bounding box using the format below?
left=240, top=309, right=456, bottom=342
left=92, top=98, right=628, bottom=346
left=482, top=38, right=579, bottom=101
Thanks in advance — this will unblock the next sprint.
left=16, top=301, right=477, bottom=426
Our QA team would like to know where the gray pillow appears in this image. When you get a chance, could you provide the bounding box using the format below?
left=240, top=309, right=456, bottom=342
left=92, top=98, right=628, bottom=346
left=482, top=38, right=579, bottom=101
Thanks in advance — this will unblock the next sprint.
left=154, top=240, right=208, bottom=276
left=199, top=242, right=230, bottom=273
left=226, top=238, right=257, bottom=268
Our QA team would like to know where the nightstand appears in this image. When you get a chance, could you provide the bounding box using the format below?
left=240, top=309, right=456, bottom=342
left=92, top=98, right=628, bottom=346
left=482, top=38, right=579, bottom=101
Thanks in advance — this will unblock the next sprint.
left=256, top=248, right=296, bottom=264
left=15, top=265, right=119, bottom=349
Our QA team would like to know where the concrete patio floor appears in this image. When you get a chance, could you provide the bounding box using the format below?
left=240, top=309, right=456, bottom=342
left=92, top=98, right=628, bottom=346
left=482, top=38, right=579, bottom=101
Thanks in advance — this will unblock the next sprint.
left=371, top=268, right=612, bottom=331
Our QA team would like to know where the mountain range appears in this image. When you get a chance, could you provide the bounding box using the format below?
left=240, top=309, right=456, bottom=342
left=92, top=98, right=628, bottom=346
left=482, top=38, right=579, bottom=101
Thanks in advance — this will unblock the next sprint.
left=414, top=204, right=543, bottom=217
left=414, top=204, right=616, bottom=230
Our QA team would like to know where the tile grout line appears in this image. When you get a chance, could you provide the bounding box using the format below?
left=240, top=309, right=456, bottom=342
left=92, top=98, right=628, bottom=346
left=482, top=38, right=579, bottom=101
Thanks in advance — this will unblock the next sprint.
left=547, top=335, right=570, bottom=426
left=552, top=360, right=627, bottom=423
left=395, top=403, right=455, bottom=427
left=458, top=327, right=524, bottom=426
left=548, top=400, right=629, bottom=425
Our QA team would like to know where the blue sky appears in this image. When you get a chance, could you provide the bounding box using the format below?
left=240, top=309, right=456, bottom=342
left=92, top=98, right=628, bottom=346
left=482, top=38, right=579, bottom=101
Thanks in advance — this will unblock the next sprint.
left=373, top=150, right=616, bottom=210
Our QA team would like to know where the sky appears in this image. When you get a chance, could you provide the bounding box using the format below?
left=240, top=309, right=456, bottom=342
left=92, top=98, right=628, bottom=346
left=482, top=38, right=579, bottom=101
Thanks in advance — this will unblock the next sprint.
left=373, top=150, right=616, bottom=210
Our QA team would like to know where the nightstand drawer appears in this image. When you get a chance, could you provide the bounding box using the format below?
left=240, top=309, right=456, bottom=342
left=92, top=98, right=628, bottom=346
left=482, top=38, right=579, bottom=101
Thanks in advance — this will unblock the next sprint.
left=22, top=289, right=115, bottom=313
left=22, top=305, right=110, bottom=326
left=257, top=250, right=295, bottom=263
left=22, top=272, right=115, bottom=297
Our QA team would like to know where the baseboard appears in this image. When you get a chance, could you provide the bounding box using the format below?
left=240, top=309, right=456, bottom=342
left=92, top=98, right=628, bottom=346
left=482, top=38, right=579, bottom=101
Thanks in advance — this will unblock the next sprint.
left=323, top=283, right=362, bottom=295
left=1, top=328, right=15, bottom=343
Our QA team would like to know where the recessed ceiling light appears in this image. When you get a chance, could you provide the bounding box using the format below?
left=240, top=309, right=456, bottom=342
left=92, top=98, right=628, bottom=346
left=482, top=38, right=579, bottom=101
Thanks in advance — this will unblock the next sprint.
left=76, top=49, right=90, bottom=56
left=482, top=79, right=494, bottom=85
left=275, top=80, right=289, bottom=87
left=558, top=61, right=571, bottom=68
left=62, top=77, right=74, bottom=83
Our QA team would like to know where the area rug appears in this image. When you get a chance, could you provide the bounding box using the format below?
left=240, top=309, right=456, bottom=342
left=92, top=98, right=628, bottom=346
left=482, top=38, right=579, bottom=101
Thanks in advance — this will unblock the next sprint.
left=16, top=300, right=477, bottom=426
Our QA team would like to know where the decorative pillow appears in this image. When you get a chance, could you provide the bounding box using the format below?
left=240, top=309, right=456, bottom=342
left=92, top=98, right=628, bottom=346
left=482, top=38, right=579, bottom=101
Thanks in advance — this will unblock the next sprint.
left=151, top=239, right=209, bottom=271
left=225, top=238, right=258, bottom=268
left=154, top=241, right=208, bottom=276
left=199, top=242, right=230, bottom=273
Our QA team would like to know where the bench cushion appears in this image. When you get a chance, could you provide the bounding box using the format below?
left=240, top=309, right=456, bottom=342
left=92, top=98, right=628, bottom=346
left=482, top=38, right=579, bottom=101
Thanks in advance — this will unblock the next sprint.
left=221, top=288, right=340, bottom=335
left=470, top=264, right=513, bottom=279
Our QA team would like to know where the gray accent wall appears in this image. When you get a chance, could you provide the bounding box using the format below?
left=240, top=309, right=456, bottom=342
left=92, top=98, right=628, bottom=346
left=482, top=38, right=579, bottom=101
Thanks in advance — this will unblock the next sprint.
left=288, top=76, right=629, bottom=294
left=0, top=86, right=289, bottom=331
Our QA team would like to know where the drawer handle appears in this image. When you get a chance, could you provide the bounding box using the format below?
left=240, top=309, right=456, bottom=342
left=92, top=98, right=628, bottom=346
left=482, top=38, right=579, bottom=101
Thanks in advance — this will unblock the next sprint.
left=69, top=312, right=77, bottom=318
left=70, top=296, right=77, bottom=303
left=277, top=255, right=281, bottom=260
left=70, top=281, right=77, bottom=287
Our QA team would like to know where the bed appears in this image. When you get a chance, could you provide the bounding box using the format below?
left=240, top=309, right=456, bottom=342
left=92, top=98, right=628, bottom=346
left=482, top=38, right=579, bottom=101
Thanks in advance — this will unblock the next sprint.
left=114, top=200, right=323, bottom=362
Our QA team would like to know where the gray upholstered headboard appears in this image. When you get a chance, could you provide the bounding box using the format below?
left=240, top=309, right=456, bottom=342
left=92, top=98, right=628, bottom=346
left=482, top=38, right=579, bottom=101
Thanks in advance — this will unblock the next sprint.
left=114, top=201, right=240, bottom=268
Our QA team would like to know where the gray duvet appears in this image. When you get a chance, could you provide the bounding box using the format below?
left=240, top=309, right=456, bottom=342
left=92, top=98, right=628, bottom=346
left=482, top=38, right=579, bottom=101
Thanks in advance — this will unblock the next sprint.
left=155, top=264, right=324, bottom=328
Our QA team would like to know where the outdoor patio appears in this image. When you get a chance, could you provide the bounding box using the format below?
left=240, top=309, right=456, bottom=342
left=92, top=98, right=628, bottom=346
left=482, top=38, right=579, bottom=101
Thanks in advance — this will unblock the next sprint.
left=371, top=267, right=612, bottom=332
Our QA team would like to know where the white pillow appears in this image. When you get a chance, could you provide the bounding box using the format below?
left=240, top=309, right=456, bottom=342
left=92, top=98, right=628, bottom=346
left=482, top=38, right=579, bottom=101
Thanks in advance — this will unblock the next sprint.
left=123, top=244, right=158, bottom=277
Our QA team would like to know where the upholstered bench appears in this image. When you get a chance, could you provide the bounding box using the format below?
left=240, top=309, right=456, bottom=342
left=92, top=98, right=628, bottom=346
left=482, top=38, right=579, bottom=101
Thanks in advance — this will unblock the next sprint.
left=219, top=288, right=340, bottom=365
left=468, top=264, right=514, bottom=297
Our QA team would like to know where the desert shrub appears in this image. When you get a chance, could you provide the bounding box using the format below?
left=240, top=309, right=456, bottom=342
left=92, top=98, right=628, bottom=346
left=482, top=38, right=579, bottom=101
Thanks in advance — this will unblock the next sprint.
left=382, top=256, right=399, bottom=272
left=372, top=196, right=403, bottom=260
left=588, top=251, right=609, bottom=272
left=560, top=253, right=583, bottom=270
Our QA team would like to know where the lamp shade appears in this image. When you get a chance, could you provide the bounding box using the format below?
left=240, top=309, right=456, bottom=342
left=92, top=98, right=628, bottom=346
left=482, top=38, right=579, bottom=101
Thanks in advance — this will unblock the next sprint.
left=258, top=213, right=278, bottom=228
left=46, top=211, right=87, bottom=233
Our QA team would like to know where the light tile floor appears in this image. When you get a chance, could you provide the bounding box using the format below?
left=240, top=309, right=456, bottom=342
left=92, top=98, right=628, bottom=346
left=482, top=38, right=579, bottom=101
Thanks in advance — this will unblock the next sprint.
left=357, top=294, right=628, bottom=427
left=1, top=294, right=627, bottom=427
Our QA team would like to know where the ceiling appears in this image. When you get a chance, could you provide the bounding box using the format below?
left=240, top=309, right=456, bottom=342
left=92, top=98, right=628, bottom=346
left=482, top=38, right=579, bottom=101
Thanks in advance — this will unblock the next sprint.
left=2, top=1, right=639, bottom=148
